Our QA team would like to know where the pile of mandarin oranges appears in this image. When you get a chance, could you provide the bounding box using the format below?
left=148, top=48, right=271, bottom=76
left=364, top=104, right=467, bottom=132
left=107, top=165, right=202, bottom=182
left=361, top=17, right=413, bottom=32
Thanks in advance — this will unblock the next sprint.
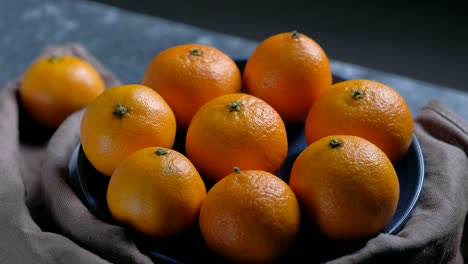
left=19, top=31, right=414, bottom=263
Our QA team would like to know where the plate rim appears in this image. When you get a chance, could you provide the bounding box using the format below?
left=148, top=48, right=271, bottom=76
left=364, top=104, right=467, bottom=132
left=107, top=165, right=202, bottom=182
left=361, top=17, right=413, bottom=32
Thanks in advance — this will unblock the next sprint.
left=386, top=134, right=424, bottom=234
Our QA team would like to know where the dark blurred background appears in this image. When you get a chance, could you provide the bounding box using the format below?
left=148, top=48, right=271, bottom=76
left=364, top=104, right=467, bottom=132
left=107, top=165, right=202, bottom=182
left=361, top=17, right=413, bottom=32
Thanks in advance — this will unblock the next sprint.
left=90, top=0, right=468, bottom=92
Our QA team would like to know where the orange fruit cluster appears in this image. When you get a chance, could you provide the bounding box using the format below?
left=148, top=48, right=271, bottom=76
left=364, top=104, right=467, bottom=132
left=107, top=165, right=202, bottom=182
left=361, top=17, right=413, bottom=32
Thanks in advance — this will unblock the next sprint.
left=19, top=31, right=415, bottom=263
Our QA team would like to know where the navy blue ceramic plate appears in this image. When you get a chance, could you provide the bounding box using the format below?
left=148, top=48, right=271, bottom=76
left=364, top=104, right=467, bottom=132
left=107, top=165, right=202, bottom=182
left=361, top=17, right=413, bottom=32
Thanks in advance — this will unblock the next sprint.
left=67, top=60, right=424, bottom=263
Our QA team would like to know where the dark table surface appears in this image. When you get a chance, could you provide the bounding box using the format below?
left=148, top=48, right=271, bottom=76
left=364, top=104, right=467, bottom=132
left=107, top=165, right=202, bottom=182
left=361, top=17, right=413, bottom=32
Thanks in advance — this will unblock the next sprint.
left=1, top=0, right=467, bottom=121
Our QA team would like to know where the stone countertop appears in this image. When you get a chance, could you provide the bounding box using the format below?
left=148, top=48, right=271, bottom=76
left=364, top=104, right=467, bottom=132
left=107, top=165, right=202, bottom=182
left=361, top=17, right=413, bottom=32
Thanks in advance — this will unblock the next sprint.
left=1, top=0, right=467, bottom=120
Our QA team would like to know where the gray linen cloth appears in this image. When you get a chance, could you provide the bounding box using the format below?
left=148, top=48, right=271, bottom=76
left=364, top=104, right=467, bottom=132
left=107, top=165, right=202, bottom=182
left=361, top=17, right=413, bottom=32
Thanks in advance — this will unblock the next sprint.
left=0, top=44, right=466, bottom=264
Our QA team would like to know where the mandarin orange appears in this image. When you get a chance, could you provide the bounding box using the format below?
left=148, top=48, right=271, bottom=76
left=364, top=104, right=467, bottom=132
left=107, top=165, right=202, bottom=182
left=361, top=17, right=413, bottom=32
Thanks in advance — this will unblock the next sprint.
left=305, top=79, right=413, bottom=163
left=243, top=31, right=332, bottom=123
left=142, top=44, right=242, bottom=130
left=185, top=93, right=288, bottom=183
left=107, top=147, right=206, bottom=238
left=289, top=135, right=400, bottom=240
left=19, top=55, right=105, bottom=128
left=80, top=84, right=176, bottom=176
left=199, top=168, right=300, bottom=263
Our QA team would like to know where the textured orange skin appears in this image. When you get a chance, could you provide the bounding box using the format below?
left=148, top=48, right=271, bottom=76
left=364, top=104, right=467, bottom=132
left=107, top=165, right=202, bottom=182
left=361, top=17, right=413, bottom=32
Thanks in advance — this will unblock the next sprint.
left=185, top=93, right=288, bottom=183
left=199, top=170, right=301, bottom=263
left=243, top=31, right=332, bottom=124
left=141, top=44, right=242, bottom=130
left=289, top=135, right=400, bottom=240
left=80, top=84, right=176, bottom=176
left=305, top=79, right=414, bottom=163
left=19, top=55, right=105, bottom=128
left=107, top=147, right=206, bottom=238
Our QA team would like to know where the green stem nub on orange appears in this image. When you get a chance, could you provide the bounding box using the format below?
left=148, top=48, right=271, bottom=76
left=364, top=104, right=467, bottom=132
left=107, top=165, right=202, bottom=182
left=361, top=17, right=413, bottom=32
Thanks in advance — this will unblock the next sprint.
left=189, top=49, right=202, bottom=56
left=233, top=167, right=241, bottom=174
left=155, top=148, right=169, bottom=156
left=49, top=55, right=61, bottom=62
left=227, top=100, right=242, bottom=112
left=113, top=103, right=128, bottom=118
left=329, top=139, right=342, bottom=149
left=291, top=30, right=300, bottom=39
left=351, top=89, right=365, bottom=100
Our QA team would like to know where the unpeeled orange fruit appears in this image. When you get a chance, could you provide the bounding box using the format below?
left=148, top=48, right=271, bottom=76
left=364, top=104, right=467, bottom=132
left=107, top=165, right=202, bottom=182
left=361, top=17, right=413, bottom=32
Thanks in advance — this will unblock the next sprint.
left=289, top=135, right=400, bottom=240
left=80, top=84, right=176, bottom=176
left=141, top=44, right=242, bottom=130
left=107, top=147, right=206, bottom=238
left=305, top=79, right=414, bottom=163
left=19, top=55, right=105, bottom=128
left=199, top=168, right=301, bottom=263
left=243, top=31, right=332, bottom=123
left=185, top=93, right=288, bottom=183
